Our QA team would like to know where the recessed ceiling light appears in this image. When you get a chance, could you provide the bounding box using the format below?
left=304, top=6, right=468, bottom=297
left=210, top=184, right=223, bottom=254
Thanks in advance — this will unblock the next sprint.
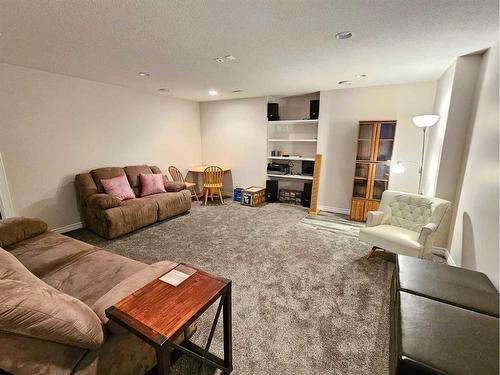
left=225, top=55, right=237, bottom=61
left=158, top=88, right=169, bottom=92
left=356, top=74, right=367, bottom=78
left=232, top=90, right=244, bottom=93
left=137, top=72, right=150, bottom=77
left=338, top=80, right=353, bottom=85
left=335, top=31, right=353, bottom=40
left=214, top=57, right=225, bottom=63
left=208, top=90, right=218, bottom=96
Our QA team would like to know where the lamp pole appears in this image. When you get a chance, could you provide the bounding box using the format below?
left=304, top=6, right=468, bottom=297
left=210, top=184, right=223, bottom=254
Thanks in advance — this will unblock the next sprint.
left=418, top=127, right=426, bottom=195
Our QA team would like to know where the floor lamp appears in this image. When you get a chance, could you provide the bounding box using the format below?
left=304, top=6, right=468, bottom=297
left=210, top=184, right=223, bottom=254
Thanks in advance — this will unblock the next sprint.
left=391, top=115, right=440, bottom=194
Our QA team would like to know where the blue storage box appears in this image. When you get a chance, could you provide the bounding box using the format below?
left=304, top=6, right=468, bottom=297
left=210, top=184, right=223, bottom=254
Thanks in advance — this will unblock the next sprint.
left=233, top=187, right=243, bottom=202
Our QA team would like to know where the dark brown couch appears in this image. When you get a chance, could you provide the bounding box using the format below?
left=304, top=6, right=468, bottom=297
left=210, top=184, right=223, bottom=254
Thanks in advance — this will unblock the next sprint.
left=0, top=217, right=196, bottom=375
left=75, top=165, right=191, bottom=239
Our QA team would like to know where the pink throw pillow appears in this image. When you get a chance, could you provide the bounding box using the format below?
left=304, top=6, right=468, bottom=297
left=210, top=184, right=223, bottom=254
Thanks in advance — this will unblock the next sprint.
left=140, top=173, right=166, bottom=197
left=100, top=175, right=135, bottom=201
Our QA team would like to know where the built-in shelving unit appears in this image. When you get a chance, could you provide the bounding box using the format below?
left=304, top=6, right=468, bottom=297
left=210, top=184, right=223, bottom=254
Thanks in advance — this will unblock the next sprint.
left=267, top=93, right=320, bottom=206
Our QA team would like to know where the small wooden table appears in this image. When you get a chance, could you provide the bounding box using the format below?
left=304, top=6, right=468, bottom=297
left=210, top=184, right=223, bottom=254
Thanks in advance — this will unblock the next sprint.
left=105, top=264, right=233, bottom=375
left=188, top=165, right=232, bottom=198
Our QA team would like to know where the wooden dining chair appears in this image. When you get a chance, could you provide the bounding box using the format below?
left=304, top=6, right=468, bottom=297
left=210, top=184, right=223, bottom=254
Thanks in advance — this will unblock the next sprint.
left=202, top=166, right=224, bottom=205
left=168, top=165, right=199, bottom=202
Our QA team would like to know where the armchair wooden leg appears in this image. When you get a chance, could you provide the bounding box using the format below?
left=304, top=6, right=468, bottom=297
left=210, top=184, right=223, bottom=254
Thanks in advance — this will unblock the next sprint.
left=367, top=246, right=378, bottom=259
left=218, top=188, right=224, bottom=204
left=204, top=188, right=209, bottom=205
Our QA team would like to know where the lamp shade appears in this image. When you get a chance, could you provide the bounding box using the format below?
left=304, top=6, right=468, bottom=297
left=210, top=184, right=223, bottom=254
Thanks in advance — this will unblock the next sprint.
left=391, top=162, right=405, bottom=174
left=412, top=115, right=440, bottom=128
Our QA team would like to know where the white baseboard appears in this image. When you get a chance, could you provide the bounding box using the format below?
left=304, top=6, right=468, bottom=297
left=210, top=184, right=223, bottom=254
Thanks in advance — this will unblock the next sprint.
left=52, top=222, right=83, bottom=234
left=432, top=246, right=456, bottom=266
left=317, top=205, right=350, bottom=215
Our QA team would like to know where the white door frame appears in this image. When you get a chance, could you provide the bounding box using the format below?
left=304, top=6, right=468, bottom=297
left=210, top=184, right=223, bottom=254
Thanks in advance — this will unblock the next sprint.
left=0, top=152, right=14, bottom=218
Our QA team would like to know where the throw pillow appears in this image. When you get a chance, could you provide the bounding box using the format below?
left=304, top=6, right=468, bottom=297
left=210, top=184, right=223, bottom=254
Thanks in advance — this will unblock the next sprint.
left=100, top=175, right=135, bottom=201
left=140, top=173, right=166, bottom=197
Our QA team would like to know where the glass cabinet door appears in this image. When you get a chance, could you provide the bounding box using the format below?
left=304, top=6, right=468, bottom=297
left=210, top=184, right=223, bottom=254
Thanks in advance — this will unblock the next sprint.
left=376, top=122, right=396, bottom=162
left=372, top=163, right=390, bottom=200
left=356, top=123, right=374, bottom=161
left=353, top=163, right=370, bottom=198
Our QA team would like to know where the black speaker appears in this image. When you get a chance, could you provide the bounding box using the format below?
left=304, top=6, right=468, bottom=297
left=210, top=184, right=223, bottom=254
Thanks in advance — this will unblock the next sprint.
left=310, top=100, right=319, bottom=120
left=266, top=180, right=279, bottom=203
left=267, top=103, right=280, bottom=121
left=302, top=182, right=312, bottom=208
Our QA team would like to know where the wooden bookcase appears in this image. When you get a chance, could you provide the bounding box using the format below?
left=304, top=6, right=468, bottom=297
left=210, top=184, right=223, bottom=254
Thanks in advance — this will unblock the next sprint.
left=350, top=120, right=397, bottom=221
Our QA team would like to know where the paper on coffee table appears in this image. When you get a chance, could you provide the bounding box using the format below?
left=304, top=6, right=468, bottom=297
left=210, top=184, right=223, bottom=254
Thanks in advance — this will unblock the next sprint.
left=159, top=265, right=196, bottom=287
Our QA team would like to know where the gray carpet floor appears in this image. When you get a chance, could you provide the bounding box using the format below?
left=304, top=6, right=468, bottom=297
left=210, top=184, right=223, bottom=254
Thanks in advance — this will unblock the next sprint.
left=68, top=201, right=395, bottom=375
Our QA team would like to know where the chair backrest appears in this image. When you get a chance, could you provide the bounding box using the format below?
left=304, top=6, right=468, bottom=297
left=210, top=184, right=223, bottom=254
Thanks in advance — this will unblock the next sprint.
left=379, top=190, right=450, bottom=233
left=203, top=166, right=224, bottom=187
left=168, top=166, right=185, bottom=182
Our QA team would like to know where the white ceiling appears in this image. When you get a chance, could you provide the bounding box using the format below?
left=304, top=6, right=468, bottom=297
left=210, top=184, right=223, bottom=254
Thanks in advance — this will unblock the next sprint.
left=0, top=0, right=498, bottom=102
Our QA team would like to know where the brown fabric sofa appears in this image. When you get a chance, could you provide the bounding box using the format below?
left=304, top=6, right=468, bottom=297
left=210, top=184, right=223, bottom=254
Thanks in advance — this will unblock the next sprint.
left=0, top=217, right=196, bottom=375
left=75, top=165, right=191, bottom=239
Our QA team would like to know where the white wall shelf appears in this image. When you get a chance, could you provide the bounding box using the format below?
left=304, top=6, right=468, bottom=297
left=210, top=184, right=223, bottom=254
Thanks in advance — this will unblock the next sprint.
left=267, top=156, right=315, bottom=161
left=268, top=119, right=318, bottom=125
left=267, top=174, right=313, bottom=181
left=268, top=139, right=317, bottom=142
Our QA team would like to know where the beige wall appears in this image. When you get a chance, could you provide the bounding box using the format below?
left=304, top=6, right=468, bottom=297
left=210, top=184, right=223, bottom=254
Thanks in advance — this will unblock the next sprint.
left=422, top=62, right=455, bottom=196
left=317, top=82, right=437, bottom=211
left=422, top=55, right=482, bottom=248
left=448, top=43, right=499, bottom=287
left=200, top=97, right=268, bottom=190
left=0, top=63, right=202, bottom=230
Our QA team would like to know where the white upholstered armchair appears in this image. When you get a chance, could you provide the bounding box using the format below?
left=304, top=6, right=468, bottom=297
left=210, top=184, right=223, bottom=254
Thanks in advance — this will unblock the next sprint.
left=359, top=190, right=450, bottom=258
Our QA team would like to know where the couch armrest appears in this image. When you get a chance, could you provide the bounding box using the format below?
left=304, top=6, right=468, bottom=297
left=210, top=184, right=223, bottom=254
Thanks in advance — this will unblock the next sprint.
left=366, top=211, right=384, bottom=227
left=165, top=181, right=186, bottom=192
left=85, top=194, right=121, bottom=209
left=418, top=222, right=438, bottom=245
left=0, top=217, right=48, bottom=248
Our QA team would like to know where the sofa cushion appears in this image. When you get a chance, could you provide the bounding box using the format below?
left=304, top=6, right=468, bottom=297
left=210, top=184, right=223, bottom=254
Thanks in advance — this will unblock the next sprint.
left=0, top=279, right=104, bottom=349
left=4, top=232, right=97, bottom=278
left=359, top=224, right=423, bottom=256
left=124, top=165, right=153, bottom=196
left=0, top=217, right=48, bottom=248
left=393, top=292, right=499, bottom=375
left=85, top=194, right=122, bottom=209
left=92, top=260, right=178, bottom=333
left=0, top=247, right=41, bottom=283
left=386, top=194, right=433, bottom=232
left=395, top=255, right=499, bottom=317
left=42, top=249, right=146, bottom=306
left=0, top=249, right=104, bottom=350
left=101, top=175, right=136, bottom=201
left=90, top=167, right=126, bottom=194
left=140, top=173, right=167, bottom=197
left=150, top=165, right=162, bottom=174
left=143, top=190, right=192, bottom=220
left=0, top=331, right=87, bottom=375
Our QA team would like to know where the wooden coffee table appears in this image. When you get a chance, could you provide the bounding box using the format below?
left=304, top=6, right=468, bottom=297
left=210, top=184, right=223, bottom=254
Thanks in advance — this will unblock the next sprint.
left=105, top=264, right=232, bottom=375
